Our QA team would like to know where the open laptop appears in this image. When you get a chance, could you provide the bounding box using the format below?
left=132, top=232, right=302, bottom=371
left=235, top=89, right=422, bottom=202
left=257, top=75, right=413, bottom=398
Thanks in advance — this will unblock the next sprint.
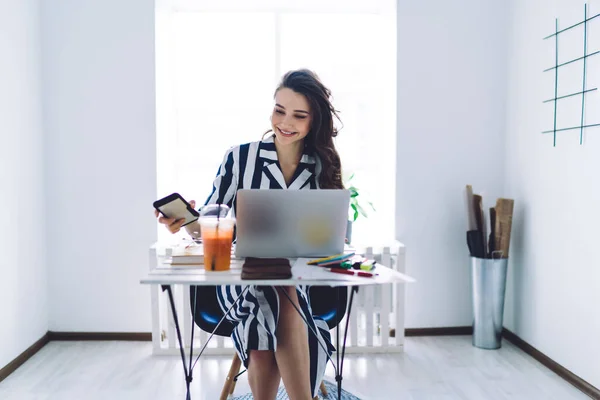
left=234, top=189, right=350, bottom=258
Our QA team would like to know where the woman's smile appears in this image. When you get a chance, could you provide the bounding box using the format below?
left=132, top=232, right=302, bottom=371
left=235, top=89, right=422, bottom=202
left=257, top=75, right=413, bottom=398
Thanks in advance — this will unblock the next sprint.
left=276, top=127, right=297, bottom=136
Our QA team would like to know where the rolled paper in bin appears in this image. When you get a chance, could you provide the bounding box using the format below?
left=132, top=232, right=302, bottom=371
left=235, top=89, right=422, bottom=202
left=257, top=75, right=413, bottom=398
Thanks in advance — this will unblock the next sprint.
left=470, top=257, right=508, bottom=349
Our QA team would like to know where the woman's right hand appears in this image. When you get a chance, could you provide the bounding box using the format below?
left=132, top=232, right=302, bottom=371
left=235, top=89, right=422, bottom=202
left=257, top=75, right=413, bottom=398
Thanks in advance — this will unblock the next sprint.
left=154, top=200, right=196, bottom=234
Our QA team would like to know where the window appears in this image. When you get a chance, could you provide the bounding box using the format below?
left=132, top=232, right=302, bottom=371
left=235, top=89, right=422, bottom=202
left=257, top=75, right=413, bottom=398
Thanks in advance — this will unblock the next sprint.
left=156, top=0, right=397, bottom=245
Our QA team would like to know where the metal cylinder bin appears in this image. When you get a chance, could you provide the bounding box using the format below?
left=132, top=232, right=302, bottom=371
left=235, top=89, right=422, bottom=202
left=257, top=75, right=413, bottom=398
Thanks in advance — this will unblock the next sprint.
left=470, top=257, right=508, bottom=349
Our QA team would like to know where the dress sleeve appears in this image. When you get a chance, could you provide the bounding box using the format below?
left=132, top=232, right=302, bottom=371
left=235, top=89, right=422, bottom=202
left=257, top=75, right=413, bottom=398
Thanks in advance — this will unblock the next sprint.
left=203, top=146, right=239, bottom=208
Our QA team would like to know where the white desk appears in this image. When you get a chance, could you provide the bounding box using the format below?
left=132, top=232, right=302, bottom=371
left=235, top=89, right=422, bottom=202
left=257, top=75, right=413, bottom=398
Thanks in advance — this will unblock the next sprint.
left=141, top=256, right=414, bottom=287
left=140, top=244, right=415, bottom=400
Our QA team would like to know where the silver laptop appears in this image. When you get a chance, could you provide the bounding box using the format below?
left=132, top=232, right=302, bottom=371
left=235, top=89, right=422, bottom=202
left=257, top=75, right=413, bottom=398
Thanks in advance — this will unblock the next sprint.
left=234, top=189, right=350, bottom=258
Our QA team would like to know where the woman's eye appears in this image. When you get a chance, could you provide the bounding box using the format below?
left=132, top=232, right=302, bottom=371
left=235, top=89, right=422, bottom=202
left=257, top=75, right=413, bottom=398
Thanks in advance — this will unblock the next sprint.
left=275, top=109, right=285, bottom=115
left=294, top=115, right=307, bottom=119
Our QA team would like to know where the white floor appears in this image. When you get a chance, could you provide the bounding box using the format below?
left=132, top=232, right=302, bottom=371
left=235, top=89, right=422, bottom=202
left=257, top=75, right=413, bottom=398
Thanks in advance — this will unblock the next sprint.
left=0, top=336, right=591, bottom=400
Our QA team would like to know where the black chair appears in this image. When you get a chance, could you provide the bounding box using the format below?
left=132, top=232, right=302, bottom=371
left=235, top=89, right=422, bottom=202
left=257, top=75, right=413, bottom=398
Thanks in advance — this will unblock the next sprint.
left=189, top=285, right=348, bottom=400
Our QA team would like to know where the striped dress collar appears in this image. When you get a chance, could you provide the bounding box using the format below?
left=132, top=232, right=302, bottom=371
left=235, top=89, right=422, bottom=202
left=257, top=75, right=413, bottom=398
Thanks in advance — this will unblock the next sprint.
left=257, top=135, right=317, bottom=189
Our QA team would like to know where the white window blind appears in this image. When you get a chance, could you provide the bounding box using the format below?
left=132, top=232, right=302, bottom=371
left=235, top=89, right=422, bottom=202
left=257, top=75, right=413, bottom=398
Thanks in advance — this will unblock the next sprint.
left=155, top=0, right=397, bottom=245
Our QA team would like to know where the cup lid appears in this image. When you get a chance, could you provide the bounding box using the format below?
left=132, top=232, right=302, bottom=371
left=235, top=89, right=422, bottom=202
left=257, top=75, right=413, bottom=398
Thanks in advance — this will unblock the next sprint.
left=200, top=204, right=230, bottom=218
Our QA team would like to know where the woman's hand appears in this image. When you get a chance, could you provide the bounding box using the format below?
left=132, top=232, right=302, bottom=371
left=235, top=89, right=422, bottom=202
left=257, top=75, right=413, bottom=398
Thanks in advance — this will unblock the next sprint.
left=154, top=200, right=196, bottom=234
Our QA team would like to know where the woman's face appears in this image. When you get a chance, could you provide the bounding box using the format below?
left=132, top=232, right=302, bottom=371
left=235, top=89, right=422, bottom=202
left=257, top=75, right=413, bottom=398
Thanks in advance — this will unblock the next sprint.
left=271, top=87, right=312, bottom=148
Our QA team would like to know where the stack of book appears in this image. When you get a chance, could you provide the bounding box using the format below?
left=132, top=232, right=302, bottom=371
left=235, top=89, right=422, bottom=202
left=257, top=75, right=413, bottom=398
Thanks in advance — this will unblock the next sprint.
left=165, top=243, right=236, bottom=265
left=166, top=244, right=205, bottom=265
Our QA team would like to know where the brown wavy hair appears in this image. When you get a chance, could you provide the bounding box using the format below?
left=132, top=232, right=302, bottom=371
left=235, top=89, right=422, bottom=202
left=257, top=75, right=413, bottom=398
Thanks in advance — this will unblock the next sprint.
left=266, top=69, right=344, bottom=189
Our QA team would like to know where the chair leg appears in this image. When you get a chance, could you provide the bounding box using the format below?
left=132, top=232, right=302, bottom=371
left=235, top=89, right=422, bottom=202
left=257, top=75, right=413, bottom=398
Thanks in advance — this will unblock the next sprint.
left=229, top=356, right=242, bottom=395
left=220, top=354, right=242, bottom=400
left=314, top=380, right=328, bottom=399
left=320, top=381, right=328, bottom=396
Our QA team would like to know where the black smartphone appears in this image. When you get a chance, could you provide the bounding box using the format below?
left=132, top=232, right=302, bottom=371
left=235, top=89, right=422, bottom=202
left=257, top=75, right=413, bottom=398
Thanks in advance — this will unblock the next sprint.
left=153, top=193, right=199, bottom=227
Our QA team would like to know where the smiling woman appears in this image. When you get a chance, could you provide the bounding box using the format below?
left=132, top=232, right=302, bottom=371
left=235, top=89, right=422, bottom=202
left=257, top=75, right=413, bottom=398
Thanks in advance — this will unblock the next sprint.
left=156, top=69, right=344, bottom=400
left=266, top=70, right=344, bottom=191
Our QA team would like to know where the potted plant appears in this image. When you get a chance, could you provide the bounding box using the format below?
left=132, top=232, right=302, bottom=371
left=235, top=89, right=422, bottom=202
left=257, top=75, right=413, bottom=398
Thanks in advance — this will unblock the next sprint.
left=344, top=173, right=375, bottom=244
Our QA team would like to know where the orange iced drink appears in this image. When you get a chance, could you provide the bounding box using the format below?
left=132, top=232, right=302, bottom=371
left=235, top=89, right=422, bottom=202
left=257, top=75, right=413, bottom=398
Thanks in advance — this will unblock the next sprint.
left=200, top=217, right=235, bottom=271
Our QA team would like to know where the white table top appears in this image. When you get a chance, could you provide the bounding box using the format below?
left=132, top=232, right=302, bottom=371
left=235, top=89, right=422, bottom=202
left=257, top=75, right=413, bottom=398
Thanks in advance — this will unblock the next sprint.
left=141, top=244, right=415, bottom=287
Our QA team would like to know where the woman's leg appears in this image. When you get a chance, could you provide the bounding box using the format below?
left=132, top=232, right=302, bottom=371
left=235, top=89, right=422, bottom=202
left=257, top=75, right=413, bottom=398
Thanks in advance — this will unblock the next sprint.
left=274, top=286, right=313, bottom=400
left=247, top=350, right=281, bottom=400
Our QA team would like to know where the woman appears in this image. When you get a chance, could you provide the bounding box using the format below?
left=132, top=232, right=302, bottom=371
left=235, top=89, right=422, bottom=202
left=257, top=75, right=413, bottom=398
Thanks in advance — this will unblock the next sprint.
left=156, top=69, right=343, bottom=400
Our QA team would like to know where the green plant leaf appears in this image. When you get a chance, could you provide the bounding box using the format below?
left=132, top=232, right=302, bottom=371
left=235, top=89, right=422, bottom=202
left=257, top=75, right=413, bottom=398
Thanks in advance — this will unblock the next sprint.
left=344, top=173, right=376, bottom=219
left=350, top=203, right=359, bottom=222
left=356, top=203, right=368, bottom=218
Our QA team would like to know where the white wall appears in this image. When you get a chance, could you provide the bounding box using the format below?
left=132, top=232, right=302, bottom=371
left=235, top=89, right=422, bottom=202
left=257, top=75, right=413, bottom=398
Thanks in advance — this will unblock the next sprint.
left=396, top=1, right=510, bottom=327
left=41, top=0, right=157, bottom=331
left=504, top=0, right=600, bottom=388
left=0, top=0, right=47, bottom=367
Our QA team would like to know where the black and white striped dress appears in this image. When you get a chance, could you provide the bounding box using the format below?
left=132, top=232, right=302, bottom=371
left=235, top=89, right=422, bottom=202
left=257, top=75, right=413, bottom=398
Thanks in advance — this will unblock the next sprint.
left=203, top=135, right=335, bottom=397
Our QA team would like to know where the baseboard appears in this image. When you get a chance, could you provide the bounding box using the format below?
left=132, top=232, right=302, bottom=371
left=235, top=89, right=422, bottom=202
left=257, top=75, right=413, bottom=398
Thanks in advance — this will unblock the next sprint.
left=47, top=331, right=152, bottom=341
left=502, top=328, right=600, bottom=399
left=405, top=326, right=472, bottom=336
left=0, top=333, right=50, bottom=383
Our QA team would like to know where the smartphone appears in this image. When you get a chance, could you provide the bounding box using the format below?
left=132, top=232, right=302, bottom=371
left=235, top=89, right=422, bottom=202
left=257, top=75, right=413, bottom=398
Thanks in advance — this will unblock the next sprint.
left=153, top=193, right=199, bottom=227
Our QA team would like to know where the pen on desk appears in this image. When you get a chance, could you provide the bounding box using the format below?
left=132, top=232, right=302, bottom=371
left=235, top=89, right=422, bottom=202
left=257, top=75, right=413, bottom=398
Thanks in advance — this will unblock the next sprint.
left=329, top=267, right=377, bottom=278
left=308, top=253, right=354, bottom=265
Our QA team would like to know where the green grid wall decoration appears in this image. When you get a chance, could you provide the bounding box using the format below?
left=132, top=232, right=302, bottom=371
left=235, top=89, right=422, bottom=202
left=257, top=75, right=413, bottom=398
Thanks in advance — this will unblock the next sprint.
left=543, top=3, right=600, bottom=146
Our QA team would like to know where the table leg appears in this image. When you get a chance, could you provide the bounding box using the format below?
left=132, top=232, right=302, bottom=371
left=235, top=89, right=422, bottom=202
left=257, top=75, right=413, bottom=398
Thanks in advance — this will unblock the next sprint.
left=189, top=286, right=198, bottom=389
left=162, top=285, right=249, bottom=400
left=336, top=286, right=357, bottom=400
left=336, top=288, right=341, bottom=398
left=162, top=285, right=192, bottom=400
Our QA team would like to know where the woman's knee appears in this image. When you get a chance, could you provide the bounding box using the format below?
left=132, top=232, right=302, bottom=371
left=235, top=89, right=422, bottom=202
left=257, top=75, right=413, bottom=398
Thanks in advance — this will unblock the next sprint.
left=248, top=351, right=278, bottom=386
left=248, top=350, right=276, bottom=372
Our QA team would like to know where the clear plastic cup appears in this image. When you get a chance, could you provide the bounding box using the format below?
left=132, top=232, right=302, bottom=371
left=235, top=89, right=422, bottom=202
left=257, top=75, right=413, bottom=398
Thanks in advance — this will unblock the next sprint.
left=199, top=205, right=234, bottom=271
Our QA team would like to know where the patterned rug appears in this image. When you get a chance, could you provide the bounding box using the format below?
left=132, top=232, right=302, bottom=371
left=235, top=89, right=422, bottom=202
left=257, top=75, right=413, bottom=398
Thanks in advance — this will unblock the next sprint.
left=231, top=380, right=362, bottom=400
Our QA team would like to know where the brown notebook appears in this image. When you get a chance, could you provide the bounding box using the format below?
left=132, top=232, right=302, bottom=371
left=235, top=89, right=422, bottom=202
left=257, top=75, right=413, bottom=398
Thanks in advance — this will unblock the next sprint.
left=241, top=257, right=292, bottom=280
